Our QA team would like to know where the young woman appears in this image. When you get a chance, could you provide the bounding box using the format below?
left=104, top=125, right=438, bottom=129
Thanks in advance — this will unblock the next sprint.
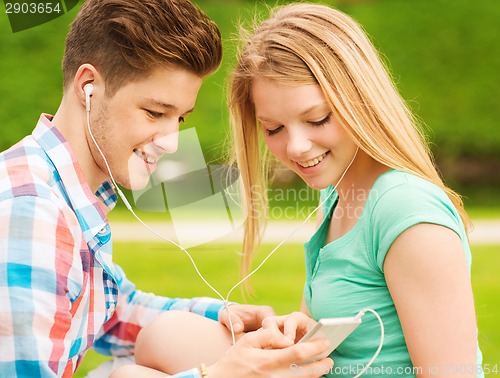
left=130, top=3, right=483, bottom=377
left=228, top=3, right=483, bottom=377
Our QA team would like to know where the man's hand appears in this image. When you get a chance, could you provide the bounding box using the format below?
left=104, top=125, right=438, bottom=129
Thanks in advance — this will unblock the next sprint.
left=207, top=327, right=334, bottom=377
left=218, top=304, right=275, bottom=334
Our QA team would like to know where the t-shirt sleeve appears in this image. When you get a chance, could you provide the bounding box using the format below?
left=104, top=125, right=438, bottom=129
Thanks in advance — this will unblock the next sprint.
left=370, top=182, right=464, bottom=272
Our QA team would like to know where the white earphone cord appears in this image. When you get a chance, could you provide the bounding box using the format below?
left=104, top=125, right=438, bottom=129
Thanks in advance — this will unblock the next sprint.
left=86, top=105, right=382, bottom=375
left=353, top=309, right=385, bottom=378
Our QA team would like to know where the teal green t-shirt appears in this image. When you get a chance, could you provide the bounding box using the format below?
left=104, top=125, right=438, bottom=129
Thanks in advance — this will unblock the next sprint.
left=303, top=169, right=483, bottom=377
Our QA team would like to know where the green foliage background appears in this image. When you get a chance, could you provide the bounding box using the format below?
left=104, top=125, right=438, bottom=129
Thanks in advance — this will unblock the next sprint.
left=1, top=0, right=500, bottom=197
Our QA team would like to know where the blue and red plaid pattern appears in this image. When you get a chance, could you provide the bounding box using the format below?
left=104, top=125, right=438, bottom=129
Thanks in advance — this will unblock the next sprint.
left=0, top=115, right=222, bottom=377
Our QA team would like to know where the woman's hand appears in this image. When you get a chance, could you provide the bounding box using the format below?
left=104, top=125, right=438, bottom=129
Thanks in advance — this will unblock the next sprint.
left=262, top=311, right=317, bottom=343
left=218, top=304, right=276, bottom=335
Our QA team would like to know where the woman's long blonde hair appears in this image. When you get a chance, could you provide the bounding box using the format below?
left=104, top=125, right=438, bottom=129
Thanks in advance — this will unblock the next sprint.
left=228, top=3, right=470, bottom=280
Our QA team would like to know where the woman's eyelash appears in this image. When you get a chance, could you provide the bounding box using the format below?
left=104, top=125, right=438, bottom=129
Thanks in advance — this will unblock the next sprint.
left=310, top=113, right=332, bottom=127
left=267, top=126, right=283, bottom=136
left=265, top=113, right=332, bottom=136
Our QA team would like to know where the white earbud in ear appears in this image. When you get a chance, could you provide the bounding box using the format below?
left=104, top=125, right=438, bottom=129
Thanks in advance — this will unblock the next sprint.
left=84, top=83, right=94, bottom=112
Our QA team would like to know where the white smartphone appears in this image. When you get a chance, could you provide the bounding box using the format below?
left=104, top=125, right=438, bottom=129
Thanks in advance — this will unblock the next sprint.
left=297, top=313, right=362, bottom=363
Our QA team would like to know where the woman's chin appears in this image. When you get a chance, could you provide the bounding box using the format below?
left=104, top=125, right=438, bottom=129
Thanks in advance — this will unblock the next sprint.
left=302, top=177, right=331, bottom=191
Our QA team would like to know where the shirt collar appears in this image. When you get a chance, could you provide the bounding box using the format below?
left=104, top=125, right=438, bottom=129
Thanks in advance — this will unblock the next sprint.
left=32, top=114, right=117, bottom=241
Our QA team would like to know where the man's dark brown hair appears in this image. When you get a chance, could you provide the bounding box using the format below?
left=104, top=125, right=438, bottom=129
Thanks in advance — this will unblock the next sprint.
left=63, top=0, right=222, bottom=95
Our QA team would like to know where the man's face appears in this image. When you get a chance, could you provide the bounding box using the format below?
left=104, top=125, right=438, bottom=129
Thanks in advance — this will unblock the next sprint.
left=88, top=67, right=203, bottom=190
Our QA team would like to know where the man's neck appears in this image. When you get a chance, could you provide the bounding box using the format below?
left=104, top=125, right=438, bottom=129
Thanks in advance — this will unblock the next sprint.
left=51, top=96, right=107, bottom=193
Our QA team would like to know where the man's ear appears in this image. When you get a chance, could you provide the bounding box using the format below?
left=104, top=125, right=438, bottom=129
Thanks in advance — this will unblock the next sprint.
left=72, top=64, right=103, bottom=110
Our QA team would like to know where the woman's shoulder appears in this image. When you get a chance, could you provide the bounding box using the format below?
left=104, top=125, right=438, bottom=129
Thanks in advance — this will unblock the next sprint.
left=371, top=169, right=450, bottom=204
left=368, top=169, right=461, bottom=228
left=365, top=170, right=470, bottom=272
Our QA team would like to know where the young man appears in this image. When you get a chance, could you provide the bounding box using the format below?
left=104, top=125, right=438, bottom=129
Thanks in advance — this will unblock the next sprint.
left=0, top=0, right=331, bottom=377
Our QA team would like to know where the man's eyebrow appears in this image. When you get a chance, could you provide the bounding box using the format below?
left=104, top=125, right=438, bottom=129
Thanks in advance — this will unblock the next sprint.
left=145, top=99, right=195, bottom=114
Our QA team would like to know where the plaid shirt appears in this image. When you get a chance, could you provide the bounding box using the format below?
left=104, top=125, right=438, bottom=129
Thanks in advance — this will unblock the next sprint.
left=0, top=115, right=223, bottom=377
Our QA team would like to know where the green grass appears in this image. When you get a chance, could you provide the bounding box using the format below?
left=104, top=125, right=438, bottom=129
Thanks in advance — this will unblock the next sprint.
left=467, top=207, right=500, bottom=221
left=74, top=242, right=500, bottom=377
left=471, top=245, right=500, bottom=370
left=107, top=203, right=500, bottom=223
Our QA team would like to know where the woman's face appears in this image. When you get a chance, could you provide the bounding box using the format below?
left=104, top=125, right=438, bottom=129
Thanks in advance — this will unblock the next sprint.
left=252, top=78, right=358, bottom=190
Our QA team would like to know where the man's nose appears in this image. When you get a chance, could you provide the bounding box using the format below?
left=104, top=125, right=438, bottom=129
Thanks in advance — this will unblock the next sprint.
left=154, top=130, right=179, bottom=154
